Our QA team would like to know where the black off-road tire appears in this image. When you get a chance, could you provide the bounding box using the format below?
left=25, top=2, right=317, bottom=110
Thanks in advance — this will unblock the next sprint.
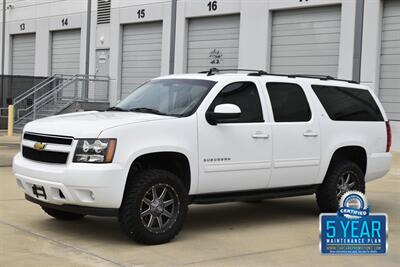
left=42, top=207, right=85, bottom=220
left=119, top=169, right=188, bottom=245
left=316, top=160, right=365, bottom=213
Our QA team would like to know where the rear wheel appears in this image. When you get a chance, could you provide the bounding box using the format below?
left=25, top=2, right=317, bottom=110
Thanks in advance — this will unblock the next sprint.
left=119, top=169, right=188, bottom=245
left=316, top=161, right=365, bottom=212
left=42, top=207, right=85, bottom=220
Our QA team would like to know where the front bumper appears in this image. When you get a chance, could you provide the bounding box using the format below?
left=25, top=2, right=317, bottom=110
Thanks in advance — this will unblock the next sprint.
left=25, top=194, right=118, bottom=216
left=13, top=152, right=127, bottom=209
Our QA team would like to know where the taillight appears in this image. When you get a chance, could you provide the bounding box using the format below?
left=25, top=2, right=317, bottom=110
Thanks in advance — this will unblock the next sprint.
left=386, top=121, right=391, bottom=152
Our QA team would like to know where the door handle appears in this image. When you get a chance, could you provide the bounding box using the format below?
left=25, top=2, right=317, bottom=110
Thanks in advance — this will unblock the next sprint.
left=303, top=131, right=318, bottom=137
left=252, top=133, right=270, bottom=139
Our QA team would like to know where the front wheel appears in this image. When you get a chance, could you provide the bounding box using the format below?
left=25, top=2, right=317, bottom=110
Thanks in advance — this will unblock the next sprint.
left=316, top=160, right=365, bottom=213
left=119, top=169, right=188, bottom=245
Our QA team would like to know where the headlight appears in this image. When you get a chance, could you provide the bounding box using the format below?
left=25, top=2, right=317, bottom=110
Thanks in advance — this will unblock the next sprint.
left=73, top=139, right=117, bottom=163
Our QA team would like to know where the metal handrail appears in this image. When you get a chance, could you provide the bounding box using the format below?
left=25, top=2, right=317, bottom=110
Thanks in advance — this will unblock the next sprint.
left=15, top=77, right=79, bottom=124
left=14, top=74, right=80, bottom=123
left=31, top=74, right=79, bottom=106
left=12, top=74, right=110, bottom=128
left=33, top=76, right=78, bottom=107
left=13, top=75, right=57, bottom=104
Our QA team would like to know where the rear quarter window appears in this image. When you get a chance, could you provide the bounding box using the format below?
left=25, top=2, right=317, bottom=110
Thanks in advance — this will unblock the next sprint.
left=312, top=85, right=384, bottom=121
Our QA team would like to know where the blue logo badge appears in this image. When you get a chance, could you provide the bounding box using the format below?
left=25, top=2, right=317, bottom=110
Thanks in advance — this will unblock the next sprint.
left=320, top=191, right=388, bottom=255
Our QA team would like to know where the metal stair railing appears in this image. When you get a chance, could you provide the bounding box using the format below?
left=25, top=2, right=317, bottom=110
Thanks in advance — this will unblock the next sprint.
left=14, top=74, right=80, bottom=125
left=13, top=74, right=110, bottom=129
left=13, top=75, right=57, bottom=104
left=12, top=74, right=63, bottom=122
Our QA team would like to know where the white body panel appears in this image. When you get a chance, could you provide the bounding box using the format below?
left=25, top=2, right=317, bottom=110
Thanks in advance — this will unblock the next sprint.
left=13, top=73, right=392, bottom=209
left=196, top=77, right=272, bottom=193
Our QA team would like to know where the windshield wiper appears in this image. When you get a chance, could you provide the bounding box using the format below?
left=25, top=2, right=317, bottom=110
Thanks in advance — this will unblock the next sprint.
left=128, top=107, right=168, bottom=116
left=106, top=106, right=127, bottom=112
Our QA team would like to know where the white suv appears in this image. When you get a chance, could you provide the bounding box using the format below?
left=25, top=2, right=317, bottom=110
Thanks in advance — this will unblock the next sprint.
left=13, top=69, right=392, bottom=244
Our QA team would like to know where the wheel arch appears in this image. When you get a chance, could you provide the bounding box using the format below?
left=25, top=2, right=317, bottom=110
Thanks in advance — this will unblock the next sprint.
left=323, top=145, right=367, bottom=181
left=122, top=150, right=192, bottom=202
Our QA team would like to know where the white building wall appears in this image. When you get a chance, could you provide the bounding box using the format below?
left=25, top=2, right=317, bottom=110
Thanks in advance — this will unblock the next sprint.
left=0, top=0, right=397, bottom=149
left=0, top=0, right=382, bottom=110
left=0, top=0, right=360, bottom=103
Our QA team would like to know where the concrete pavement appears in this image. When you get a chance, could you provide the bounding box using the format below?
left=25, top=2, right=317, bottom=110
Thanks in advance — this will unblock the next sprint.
left=0, top=145, right=399, bottom=266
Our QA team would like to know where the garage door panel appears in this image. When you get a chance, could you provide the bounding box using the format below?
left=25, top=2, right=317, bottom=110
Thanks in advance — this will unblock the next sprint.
left=382, top=102, right=400, bottom=113
left=380, top=96, right=400, bottom=103
left=120, top=21, right=162, bottom=99
left=382, top=30, right=400, bottom=40
left=382, top=23, right=400, bottom=31
left=386, top=113, right=400, bottom=120
left=187, top=15, right=240, bottom=73
left=51, top=29, right=81, bottom=76
left=124, top=34, right=162, bottom=44
left=271, top=65, right=337, bottom=76
left=188, top=51, right=238, bottom=59
left=272, top=49, right=338, bottom=57
left=380, top=71, right=400, bottom=79
left=272, top=43, right=340, bottom=52
left=381, top=55, right=400, bottom=64
left=273, top=9, right=340, bottom=25
left=272, top=33, right=340, bottom=46
left=272, top=20, right=341, bottom=32
left=380, top=89, right=400, bottom=96
left=122, top=60, right=162, bottom=68
left=381, top=47, right=400, bottom=55
left=380, top=79, right=400, bottom=89
left=12, top=34, right=35, bottom=76
left=189, top=28, right=239, bottom=39
left=122, top=43, right=162, bottom=52
left=380, top=0, right=400, bottom=120
left=380, top=63, right=400, bottom=72
left=272, top=27, right=339, bottom=37
left=270, top=5, right=340, bottom=76
left=189, top=33, right=239, bottom=42
left=271, top=56, right=338, bottom=66
left=12, top=50, right=35, bottom=57
left=381, top=40, right=400, bottom=49
left=12, top=64, right=34, bottom=70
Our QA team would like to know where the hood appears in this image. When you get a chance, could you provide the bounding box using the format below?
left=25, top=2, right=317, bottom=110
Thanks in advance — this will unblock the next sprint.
left=24, top=111, right=175, bottom=138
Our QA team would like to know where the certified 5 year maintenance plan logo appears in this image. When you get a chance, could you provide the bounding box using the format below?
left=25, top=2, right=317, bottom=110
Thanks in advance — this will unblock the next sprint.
left=320, top=191, right=388, bottom=254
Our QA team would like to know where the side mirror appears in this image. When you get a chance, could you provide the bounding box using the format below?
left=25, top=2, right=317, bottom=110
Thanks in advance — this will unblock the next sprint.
left=206, top=104, right=241, bottom=125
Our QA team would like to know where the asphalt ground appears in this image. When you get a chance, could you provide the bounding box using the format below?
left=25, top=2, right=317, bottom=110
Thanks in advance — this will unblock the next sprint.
left=0, top=144, right=399, bottom=267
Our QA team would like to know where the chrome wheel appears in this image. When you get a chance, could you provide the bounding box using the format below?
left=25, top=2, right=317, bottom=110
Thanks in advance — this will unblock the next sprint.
left=140, top=183, right=179, bottom=234
left=336, top=171, right=357, bottom=198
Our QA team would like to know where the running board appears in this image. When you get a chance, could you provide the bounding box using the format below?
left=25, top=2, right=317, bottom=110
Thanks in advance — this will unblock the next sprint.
left=190, top=184, right=320, bottom=204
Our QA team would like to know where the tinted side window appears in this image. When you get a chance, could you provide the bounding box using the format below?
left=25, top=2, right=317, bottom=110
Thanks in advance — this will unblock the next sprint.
left=208, top=82, right=263, bottom=123
left=266, top=82, right=311, bottom=122
left=312, top=85, right=384, bottom=121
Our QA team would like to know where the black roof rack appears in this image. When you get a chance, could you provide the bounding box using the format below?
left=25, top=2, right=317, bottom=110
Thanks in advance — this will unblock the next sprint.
left=198, top=68, right=359, bottom=84
left=198, top=68, right=267, bottom=76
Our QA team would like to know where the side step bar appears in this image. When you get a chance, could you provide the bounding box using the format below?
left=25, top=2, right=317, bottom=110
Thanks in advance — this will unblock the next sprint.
left=190, top=184, right=320, bottom=205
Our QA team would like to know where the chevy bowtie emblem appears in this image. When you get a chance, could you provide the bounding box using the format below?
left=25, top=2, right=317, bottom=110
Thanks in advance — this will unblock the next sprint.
left=33, top=142, right=47, bottom=151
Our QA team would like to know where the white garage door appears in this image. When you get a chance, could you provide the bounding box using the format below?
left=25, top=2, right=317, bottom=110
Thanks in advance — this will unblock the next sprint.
left=120, top=22, right=162, bottom=99
left=51, top=29, right=81, bottom=75
left=380, top=0, right=400, bottom=121
left=187, top=15, right=240, bottom=73
left=270, top=5, right=341, bottom=77
left=11, top=33, right=36, bottom=76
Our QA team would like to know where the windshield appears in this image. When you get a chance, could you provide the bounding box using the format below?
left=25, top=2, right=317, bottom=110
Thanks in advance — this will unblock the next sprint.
left=114, top=79, right=216, bottom=117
